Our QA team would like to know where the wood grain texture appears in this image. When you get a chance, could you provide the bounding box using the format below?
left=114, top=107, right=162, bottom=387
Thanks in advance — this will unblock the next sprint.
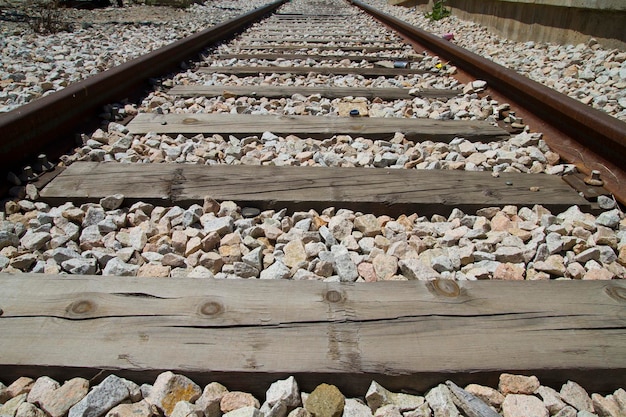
left=239, top=38, right=400, bottom=44
left=198, top=65, right=426, bottom=76
left=168, top=85, right=460, bottom=100
left=236, top=45, right=407, bottom=52
left=0, top=276, right=624, bottom=394
left=40, top=163, right=590, bottom=215
left=215, top=53, right=422, bottom=62
left=126, top=113, right=509, bottom=142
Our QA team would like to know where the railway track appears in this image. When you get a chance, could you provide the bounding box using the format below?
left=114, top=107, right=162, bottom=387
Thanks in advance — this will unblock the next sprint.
left=0, top=0, right=625, bottom=412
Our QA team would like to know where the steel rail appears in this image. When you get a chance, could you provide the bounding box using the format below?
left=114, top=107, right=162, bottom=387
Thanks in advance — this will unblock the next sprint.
left=350, top=0, right=626, bottom=204
left=0, top=0, right=287, bottom=175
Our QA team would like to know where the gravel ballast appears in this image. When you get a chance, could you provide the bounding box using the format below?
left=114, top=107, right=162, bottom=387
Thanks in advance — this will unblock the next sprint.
left=0, top=373, right=624, bottom=417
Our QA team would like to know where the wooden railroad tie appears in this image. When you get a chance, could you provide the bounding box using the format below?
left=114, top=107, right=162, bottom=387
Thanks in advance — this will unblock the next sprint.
left=235, top=45, right=408, bottom=52
left=0, top=277, right=624, bottom=396
left=40, top=163, right=589, bottom=216
left=126, top=114, right=508, bottom=142
left=214, top=53, right=423, bottom=63
left=198, top=65, right=427, bottom=77
left=168, top=85, right=461, bottom=100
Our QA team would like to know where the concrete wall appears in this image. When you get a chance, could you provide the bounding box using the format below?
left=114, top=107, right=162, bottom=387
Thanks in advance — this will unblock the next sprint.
left=388, top=0, right=626, bottom=50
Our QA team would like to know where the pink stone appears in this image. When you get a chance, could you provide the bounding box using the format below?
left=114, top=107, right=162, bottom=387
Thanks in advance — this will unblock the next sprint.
left=499, top=374, right=541, bottom=394
left=372, top=254, right=398, bottom=281
left=490, top=212, right=512, bottom=232
left=583, top=268, right=614, bottom=280
left=220, top=392, right=260, bottom=413
left=464, top=384, right=505, bottom=407
left=493, top=263, right=525, bottom=280
left=502, top=394, right=548, bottom=417
left=358, top=262, right=377, bottom=282
left=137, top=264, right=171, bottom=277
left=27, top=377, right=60, bottom=406
left=40, top=378, right=90, bottom=417
left=6, top=377, right=34, bottom=398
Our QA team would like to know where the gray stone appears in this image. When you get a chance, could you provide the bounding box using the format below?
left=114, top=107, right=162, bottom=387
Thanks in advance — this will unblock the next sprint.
left=80, top=225, right=103, bottom=249
left=233, top=262, right=259, bottom=278
left=261, top=402, right=287, bottom=417
left=242, top=246, right=264, bottom=270
left=575, top=247, right=600, bottom=263
left=62, top=257, right=98, bottom=274
left=596, top=210, right=621, bottom=229
left=10, top=253, right=38, bottom=270
left=425, top=385, right=460, bottom=417
left=260, top=260, right=291, bottom=280
left=431, top=256, right=454, bottom=273
left=597, top=246, right=617, bottom=264
left=68, top=375, right=129, bottom=417
left=560, top=381, right=593, bottom=413
left=102, top=258, right=139, bottom=276
left=99, top=195, right=125, bottom=211
left=398, top=259, right=441, bottom=281
left=119, top=379, right=141, bottom=403
left=546, top=232, right=564, bottom=254
left=83, top=207, right=106, bottom=227
left=495, top=246, right=525, bottom=263
left=343, top=399, right=373, bottom=417
left=536, top=386, right=567, bottom=414
left=49, top=247, right=82, bottom=264
left=331, top=245, right=358, bottom=282
left=182, top=205, right=203, bottom=228
left=223, top=407, right=263, bottom=417
left=20, top=232, right=51, bottom=251
left=0, top=255, right=9, bottom=269
left=328, top=217, right=353, bottom=241
left=365, top=381, right=393, bottom=412
left=202, top=216, right=234, bottom=235
left=264, top=376, right=300, bottom=411
left=597, top=196, right=616, bottom=210
left=0, top=231, right=20, bottom=249
left=319, top=226, right=338, bottom=247
left=196, top=382, right=228, bottom=417
left=128, top=228, right=147, bottom=251
left=161, top=252, right=185, bottom=267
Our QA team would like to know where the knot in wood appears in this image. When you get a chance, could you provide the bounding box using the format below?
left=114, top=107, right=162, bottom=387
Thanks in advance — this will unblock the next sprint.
left=199, top=301, right=223, bottom=316
left=324, top=290, right=344, bottom=303
left=429, top=279, right=460, bottom=298
left=67, top=300, right=95, bottom=316
left=182, top=117, right=199, bottom=125
left=605, top=285, right=626, bottom=302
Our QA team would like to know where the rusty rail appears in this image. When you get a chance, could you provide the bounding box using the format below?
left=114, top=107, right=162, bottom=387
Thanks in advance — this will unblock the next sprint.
left=0, top=0, right=287, bottom=175
left=350, top=0, right=626, bottom=204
